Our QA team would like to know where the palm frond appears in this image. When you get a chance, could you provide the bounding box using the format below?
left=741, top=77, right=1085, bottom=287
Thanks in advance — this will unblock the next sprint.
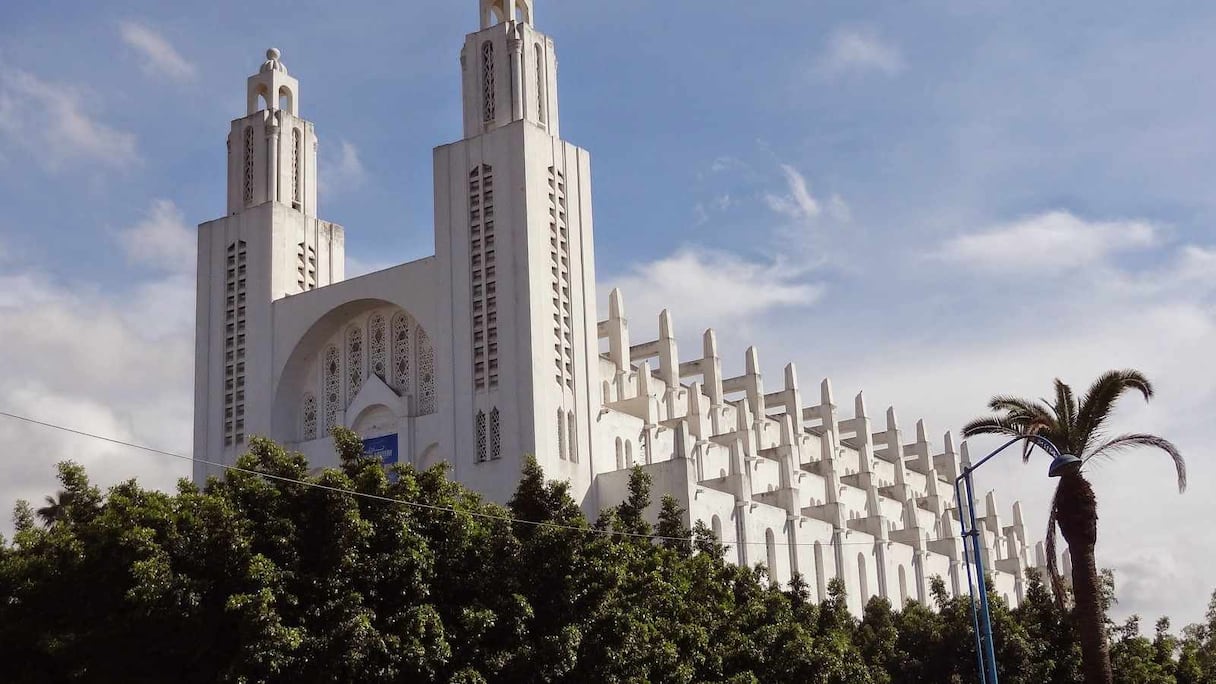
left=1045, top=487, right=1067, bottom=611
left=1076, top=369, right=1154, bottom=452
left=1085, top=432, right=1186, bottom=493
left=1052, top=379, right=1078, bottom=453
left=960, top=416, right=1023, bottom=439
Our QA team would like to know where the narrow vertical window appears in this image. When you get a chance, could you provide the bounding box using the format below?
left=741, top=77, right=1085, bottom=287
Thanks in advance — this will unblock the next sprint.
left=615, top=437, right=624, bottom=470
left=535, top=43, right=545, bottom=123
left=489, top=408, right=501, bottom=460
left=476, top=410, right=487, bottom=462
left=765, top=530, right=778, bottom=585
left=557, top=409, right=566, bottom=460
left=346, top=324, right=364, bottom=403
left=323, top=345, right=340, bottom=430
left=302, top=394, right=317, bottom=440
left=481, top=41, right=496, bottom=123
left=292, top=128, right=302, bottom=207
left=391, top=313, right=412, bottom=394
left=417, top=326, right=436, bottom=415
left=368, top=313, right=387, bottom=381
left=814, top=542, right=826, bottom=602
left=858, top=553, right=869, bottom=602
left=243, top=127, right=255, bottom=205
left=567, top=411, right=577, bottom=462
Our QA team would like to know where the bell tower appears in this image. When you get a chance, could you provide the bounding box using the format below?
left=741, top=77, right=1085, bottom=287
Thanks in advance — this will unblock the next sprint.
left=435, top=1, right=601, bottom=504
left=193, top=49, right=344, bottom=481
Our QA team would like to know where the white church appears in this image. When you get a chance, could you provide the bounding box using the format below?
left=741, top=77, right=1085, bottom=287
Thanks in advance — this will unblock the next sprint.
left=193, top=0, right=1036, bottom=614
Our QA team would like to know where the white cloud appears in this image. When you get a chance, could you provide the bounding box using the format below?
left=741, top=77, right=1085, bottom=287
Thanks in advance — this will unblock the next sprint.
left=119, top=21, right=196, bottom=81
left=118, top=199, right=195, bottom=273
left=827, top=193, right=852, bottom=223
left=603, top=247, right=822, bottom=338
left=934, top=210, right=1159, bottom=275
left=320, top=139, right=367, bottom=196
left=818, top=27, right=905, bottom=77
left=0, top=66, right=138, bottom=170
left=0, top=263, right=194, bottom=538
left=764, top=164, right=821, bottom=222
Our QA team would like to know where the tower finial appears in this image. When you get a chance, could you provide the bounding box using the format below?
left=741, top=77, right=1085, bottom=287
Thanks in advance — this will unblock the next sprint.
left=260, top=47, right=287, bottom=74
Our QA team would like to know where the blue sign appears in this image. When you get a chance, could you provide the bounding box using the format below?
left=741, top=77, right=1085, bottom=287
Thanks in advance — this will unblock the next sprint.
left=362, top=433, right=399, bottom=467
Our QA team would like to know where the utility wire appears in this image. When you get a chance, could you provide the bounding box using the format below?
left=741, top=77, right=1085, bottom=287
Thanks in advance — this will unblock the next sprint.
left=0, top=409, right=973, bottom=550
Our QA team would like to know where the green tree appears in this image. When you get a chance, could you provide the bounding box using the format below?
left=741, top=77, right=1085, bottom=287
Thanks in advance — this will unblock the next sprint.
left=963, top=370, right=1186, bottom=684
left=0, top=429, right=1207, bottom=683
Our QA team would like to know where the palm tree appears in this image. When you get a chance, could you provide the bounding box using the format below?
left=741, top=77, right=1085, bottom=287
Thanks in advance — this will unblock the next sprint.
left=962, top=369, right=1185, bottom=684
left=35, top=490, right=74, bottom=527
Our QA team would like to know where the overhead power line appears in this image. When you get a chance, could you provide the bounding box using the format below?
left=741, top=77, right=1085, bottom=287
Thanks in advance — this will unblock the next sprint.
left=0, top=409, right=970, bottom=550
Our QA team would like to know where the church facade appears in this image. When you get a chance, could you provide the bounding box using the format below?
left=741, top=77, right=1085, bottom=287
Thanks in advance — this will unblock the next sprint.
left=193, top=0, right=1034, bottom=614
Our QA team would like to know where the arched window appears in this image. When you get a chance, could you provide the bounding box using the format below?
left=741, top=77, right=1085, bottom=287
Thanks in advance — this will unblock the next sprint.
left=323, top=345, right=340, bottom=430
left=813, top=542, right=826, bottom=602
left=302, top=393, right=317, bottom=440
left=346, top=324, right=364, bottom=402
left=710, top=515, right=723, bottom=544
left=481, top=41, right=495, bottom=123
left=535, top=43, right=545, bottom=122
left=858, top=553, right=869, bottom=603
left=489, top=407, right=501, bottom=460
left=615, top=437, right=623, bottom=470
left=765, top=529, right=778, bottom=585
left=417, top=326, right=436, bottom=415
left=476, top=410, right=487, bottom=462
left=898, top=565, right=908, bottom=607
left=368, top=313, right=387, bottom=381
left=625, top=440, right=633, bottom=467
left=567, top=411, right=577, bottom=462
left=557, top=409, right=566, bottom=461
left=391, top=313, right=411, bottom=394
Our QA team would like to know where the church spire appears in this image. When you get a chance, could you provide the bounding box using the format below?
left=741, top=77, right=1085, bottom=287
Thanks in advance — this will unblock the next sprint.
left=227, top=48, right=317, bottom=216
left=462, top=0, right=558, bottom=139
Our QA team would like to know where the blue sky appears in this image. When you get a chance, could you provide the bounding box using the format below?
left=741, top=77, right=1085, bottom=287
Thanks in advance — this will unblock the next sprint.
left=2, top=1, right=1214, bottom=627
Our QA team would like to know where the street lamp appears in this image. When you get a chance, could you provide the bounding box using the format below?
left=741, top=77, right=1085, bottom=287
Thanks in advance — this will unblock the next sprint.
left=954, top=434, right=1079, bottom=684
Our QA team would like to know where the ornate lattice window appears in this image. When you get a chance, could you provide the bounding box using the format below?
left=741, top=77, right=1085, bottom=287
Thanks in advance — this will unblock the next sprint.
left=302, top=394, right=317, bottom=440
left=243, top=127, right=255, bottom=205
left=368, top=313, right=387, bottom=381
left=346, top=324, right=364, bottom=403
left=535, top=44, right=545, bottom=123
left=476, top=410, right=487, bottom=462
left=417, top=326, right=436, bottom=415
left=292, top=128, right=301, bottom=207
left=391, top=313, right=412, bottom=394
left=489, top=407, right=501, bottom=460
left=567, top=411, right=577, bottom=462
left=323, top=344, right=340, bottom=430
left=557, top=409, right=566, bottom=461
left=481, top=41, right=496, bottom=123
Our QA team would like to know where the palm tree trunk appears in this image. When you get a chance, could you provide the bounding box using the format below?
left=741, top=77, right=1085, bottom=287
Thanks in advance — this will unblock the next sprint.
left=1070, top=541, right=1113, bottom=684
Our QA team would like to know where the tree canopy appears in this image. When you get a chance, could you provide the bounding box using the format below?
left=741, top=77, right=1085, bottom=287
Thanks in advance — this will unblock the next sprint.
left=0, top=429, right=1211, bottom=683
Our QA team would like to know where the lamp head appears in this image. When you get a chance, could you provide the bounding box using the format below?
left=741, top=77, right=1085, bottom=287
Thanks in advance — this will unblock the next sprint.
left=1048, top=453, right=1082, bottom=478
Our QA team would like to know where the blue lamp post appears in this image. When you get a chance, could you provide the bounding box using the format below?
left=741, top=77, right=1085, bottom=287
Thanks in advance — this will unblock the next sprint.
left=954, top=434, right=1081, bottom=684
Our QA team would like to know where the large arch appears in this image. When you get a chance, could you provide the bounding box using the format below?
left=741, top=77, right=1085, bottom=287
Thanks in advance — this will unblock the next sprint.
left=272, top=297, right=435, bottom=443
